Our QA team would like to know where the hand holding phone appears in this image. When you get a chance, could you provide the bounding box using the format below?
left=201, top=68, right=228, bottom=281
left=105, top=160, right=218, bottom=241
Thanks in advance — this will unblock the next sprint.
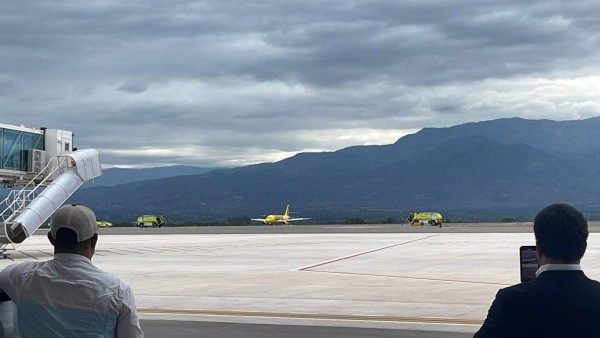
left=520, top=246, right=538, bottom=282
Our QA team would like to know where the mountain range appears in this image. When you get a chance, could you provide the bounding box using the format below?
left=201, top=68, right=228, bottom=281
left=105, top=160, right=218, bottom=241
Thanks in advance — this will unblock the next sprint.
left=87, top=165, right=215, bottom=188
left=72, top=117, right=600, bottom=222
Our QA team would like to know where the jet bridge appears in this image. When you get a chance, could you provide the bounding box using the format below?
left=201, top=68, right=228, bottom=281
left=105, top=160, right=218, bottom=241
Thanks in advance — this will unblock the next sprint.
left=0, top=149, right=101, bottom=247
left=0, top=124, right=102, bottom=255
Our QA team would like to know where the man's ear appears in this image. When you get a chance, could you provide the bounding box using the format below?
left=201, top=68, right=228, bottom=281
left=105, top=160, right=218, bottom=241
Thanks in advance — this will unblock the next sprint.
left=47, top=232, right=56, bottom=246
left=536, top=240, right=542, bottom=258
left=90, top=233, right=98, bottom=249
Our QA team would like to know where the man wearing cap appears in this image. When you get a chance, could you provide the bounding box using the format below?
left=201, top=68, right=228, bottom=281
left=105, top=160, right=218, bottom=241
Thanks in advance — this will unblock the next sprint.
left=0, top=204, right=143, bottom=337
left=475, top=204, right=600, bottom=337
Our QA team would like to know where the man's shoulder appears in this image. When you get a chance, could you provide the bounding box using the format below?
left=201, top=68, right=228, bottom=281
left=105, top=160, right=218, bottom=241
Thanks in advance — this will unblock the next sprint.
left=49, top=254, right=130, bottom=288
left=495, top=281, right=533, bottom=301
left=1, top=261, right=47, bottom=275
left=536, top=270, right=600, bottom=287
left=498, top=271, right=600, bottom=300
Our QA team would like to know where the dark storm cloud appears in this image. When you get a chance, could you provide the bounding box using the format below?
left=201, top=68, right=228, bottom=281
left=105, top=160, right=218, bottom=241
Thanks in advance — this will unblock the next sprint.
left=118, top=83, right=148, bottom=94
left=254, top=1, right=600, bottom=86
left=1, top=0, right=599, bottom=167
left=7, top=0, right=593, bottom=85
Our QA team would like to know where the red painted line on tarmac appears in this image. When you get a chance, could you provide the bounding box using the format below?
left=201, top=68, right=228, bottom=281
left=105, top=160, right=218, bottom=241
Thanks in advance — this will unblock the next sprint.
left=37, top=250, right=53, bottom=257
left=114, top=248, right=145, bottom=254
left=306, top=269, right=511, bottom=286
left=134, top=248, right=163, bottom=253
left=158, top=248, right=181, bottom=252
left=295, top=234, right=440, bottom=271
left=163, top=246, right=193, bottom=251
left=99, top=250, right=126, bottom=255
left=20, top=251, right=39, bottom=260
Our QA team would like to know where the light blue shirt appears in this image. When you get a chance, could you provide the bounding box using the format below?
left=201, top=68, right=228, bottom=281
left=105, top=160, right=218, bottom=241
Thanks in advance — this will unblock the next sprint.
left=0, top=253, right=143, bottom=338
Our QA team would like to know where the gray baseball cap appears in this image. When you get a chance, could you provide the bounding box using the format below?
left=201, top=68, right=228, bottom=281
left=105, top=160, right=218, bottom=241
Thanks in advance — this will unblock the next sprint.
left=51, top=204, right=98, bottom=242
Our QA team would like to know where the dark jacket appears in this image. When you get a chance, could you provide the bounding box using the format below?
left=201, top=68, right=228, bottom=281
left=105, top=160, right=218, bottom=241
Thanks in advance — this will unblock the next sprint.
left=474, top=270, right=600, bottom=338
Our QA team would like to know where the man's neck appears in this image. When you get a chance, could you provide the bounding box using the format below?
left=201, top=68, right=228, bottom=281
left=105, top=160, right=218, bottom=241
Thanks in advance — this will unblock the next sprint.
left=54, top=249, right=93, bottom=260
left=539, top=256, right=580, bottom=266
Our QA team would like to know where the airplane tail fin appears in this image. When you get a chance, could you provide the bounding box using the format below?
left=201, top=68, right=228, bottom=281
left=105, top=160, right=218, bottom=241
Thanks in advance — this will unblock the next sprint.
left=284, top=205, right=290, bottom=217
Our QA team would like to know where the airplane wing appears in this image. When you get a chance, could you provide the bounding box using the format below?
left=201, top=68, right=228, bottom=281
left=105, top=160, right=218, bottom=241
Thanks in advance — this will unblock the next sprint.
left=288, top=218, right=311, bottom=222
left=251, top=218, right=267, bottom=222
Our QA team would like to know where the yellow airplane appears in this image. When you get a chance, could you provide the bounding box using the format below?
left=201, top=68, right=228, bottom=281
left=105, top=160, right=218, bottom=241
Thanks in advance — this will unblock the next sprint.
left=251, top=205, right=310, bottom=225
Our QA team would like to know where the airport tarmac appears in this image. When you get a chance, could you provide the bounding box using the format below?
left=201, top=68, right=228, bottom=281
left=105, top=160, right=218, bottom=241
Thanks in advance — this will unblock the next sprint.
left=4, top=224, right=600, bottom=337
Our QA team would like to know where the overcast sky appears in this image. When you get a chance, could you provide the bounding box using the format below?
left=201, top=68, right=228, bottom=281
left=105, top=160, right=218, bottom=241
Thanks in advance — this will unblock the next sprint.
left=1, top=1, right=599, bottom=168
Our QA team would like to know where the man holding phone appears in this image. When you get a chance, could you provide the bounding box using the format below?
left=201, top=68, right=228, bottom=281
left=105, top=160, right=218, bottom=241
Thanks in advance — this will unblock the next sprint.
left=475, top=203, right=600, bottom=337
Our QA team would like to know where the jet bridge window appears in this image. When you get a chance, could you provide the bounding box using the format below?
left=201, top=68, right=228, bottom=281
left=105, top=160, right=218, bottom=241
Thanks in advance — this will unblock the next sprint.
left=2, top=129, right=23, bottom=171
left=21, top=133, right=44, bottom=171
left=0, top=128, right=44, bottom=171
left=23, top=133, right=44, bottom=151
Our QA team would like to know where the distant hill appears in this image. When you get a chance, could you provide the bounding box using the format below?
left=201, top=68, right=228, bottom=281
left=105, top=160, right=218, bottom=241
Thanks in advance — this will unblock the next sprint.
left=84, top=165, right=216, bottom=188
left=72, top=117, right=600, bottom=222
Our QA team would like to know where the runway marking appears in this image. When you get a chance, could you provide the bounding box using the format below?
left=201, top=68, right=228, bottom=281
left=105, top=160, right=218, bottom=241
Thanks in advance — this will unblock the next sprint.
left=150, top=247, right=180, bottom=253
left=137, top=308, right=482, bottom=325
left=37, top=250, right=53, bottom=257
left=133, top=247, right=164, bottom=253
left=295, top=234, right=440, bottom=271
left=306, top=270, right=511, bottom=286
left=6, top=242, right=325, bottom=262
left=98, top=249, right=126, bottom=255
left=113, top=248, right=148, bottom=255
left=20, top=251, right=39, bottom=260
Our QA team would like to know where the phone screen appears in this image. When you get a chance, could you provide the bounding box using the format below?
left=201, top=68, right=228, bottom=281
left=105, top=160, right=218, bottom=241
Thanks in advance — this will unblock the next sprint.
left=520, top=245, right=538, bottom=282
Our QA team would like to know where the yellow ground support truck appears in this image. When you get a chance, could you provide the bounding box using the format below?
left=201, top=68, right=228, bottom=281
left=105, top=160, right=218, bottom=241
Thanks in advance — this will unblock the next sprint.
left=407, top=212, right=443, bottom=227
left=136, top=215, right=167, bottom=228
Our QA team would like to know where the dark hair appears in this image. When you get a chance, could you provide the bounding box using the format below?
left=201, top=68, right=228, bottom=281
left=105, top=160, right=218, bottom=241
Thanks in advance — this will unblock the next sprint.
left=54, top=228, right=92, bottom=250
left=534, top=204, right=588, bottom=261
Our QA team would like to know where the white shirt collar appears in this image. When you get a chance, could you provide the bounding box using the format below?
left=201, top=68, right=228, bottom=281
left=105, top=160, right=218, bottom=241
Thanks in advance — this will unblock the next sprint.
left=54, top=253, right=92, bottom=264
left=535, top=264, right=582, bottom=278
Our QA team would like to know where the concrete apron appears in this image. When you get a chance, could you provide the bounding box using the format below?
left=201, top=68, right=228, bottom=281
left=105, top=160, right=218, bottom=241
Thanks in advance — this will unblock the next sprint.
left=3, top=232, right=600, bottom=333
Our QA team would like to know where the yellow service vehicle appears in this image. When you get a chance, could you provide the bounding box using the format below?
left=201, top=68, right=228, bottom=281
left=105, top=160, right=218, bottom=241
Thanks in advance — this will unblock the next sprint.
left=136, top=215, right=166, bottom=228
left=96, top=221, right=113, bottom=227
left=407, top=212, right=443, bottom=227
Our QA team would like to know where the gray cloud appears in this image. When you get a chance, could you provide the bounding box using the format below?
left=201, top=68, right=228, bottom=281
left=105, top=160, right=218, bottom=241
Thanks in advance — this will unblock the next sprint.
left=1, top=0, right=600, bottom=167
left=118, top=82, right=148, bottom=94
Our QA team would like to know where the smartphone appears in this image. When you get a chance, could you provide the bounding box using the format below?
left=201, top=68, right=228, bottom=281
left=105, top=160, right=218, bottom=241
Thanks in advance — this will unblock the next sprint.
left=520, top=245, right=539, bottom=282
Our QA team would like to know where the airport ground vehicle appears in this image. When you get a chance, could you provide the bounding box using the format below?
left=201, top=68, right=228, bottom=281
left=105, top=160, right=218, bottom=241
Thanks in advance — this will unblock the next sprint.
left=96, top=221, right=112, bottom=227
left=136, top=215, right=166, bottom=228
left=407, top=212, right=443, bottom=227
